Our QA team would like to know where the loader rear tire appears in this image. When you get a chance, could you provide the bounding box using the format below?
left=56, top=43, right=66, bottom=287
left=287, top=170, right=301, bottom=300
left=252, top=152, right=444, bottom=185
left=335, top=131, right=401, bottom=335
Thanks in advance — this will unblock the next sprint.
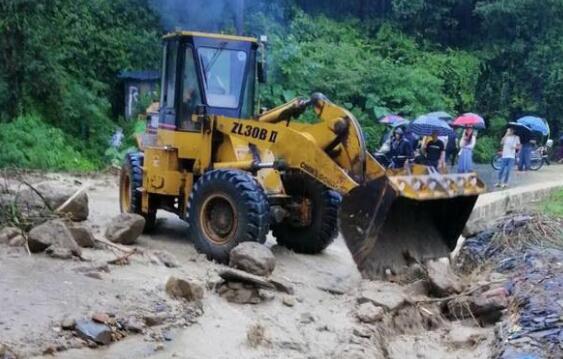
left=120, top=152, right=157, bottom=232
left=273, top=173, right=341, bottom=254
left=187, top=170, right=270, bottom=264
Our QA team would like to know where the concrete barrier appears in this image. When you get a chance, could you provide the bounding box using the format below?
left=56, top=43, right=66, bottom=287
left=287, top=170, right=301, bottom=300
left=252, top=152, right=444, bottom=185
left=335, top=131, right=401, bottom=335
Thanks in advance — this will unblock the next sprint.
left=463, top=180, right=563, bottom=237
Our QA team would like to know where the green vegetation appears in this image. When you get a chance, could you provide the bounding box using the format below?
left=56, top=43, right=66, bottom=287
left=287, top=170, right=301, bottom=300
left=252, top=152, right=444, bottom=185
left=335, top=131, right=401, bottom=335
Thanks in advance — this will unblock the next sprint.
left=543, top=190, right=563, bottom=218
left=1, top=0, right=562, bottom=169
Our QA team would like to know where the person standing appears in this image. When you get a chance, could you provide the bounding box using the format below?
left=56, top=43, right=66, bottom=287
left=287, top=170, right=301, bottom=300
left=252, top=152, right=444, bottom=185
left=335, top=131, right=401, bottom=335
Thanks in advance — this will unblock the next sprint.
left=424, top=131, right=445, bottom=169
left=457, top=128, right=476, bottom=173
left=518, top=131, right=532, bottom=171
left=388, top=128, right=413, bottom=168
left=446, top=130, right=458, bottom=167
left=496, top=128, right=520, bottom=188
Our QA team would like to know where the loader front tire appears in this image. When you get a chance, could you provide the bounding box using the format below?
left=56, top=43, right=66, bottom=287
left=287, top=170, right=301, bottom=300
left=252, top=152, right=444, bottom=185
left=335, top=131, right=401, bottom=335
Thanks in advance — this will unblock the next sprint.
left=273, top=173, right=341, bottom=254
left=187, top=170, right=270, bottom=264
left=120, top=152, right=157, bottom=232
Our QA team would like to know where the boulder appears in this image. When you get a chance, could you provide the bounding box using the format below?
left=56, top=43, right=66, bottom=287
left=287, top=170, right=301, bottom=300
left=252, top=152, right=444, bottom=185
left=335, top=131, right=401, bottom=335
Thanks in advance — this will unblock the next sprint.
left=74, top=319, right=112, bottom=345
left=357, top=281, right=407, bottom=311
left=0, top=227, right=19, bottom=244
left=17, top=181, right=89, bottom=221
left=356, top=302, right=384, bottom=324
left=165, top=276, right=204, bottom=301
left=28, top=219, right=81, bottom=256
left=67, top=223, right=96, bottom=248
left=229, top=242, right=275, bottom=276
left=105, top=213, right=145, bottom=245
left=426, top=260, right=462, bottom=297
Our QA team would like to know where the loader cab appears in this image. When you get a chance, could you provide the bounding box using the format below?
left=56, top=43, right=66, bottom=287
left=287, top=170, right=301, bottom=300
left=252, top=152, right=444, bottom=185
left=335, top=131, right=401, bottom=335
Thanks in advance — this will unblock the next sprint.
left=159, top=31, right=263, bottom=131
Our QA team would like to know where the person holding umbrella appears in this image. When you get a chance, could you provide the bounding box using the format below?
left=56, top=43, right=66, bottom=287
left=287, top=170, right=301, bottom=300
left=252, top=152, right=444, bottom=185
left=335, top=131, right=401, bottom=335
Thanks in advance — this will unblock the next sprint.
left=515, top=116, right=549, bottom=171
left=457, top=128, right=477, bottom=173
left=425, top=131, right=445, bottom=169
left=409, top=114, right=453, bottom=170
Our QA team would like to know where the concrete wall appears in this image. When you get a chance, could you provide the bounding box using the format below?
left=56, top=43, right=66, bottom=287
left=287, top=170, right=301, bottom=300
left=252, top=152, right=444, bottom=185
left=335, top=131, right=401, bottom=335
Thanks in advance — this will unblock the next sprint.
left=463, top=181, right=563, bottom=237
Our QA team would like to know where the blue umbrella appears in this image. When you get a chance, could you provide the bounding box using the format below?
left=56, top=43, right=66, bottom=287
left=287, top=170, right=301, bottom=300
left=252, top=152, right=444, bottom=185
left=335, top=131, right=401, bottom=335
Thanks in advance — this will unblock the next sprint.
left=409, top=115, right=454, bottom=137
left=517, top=116, right=549, bottom=136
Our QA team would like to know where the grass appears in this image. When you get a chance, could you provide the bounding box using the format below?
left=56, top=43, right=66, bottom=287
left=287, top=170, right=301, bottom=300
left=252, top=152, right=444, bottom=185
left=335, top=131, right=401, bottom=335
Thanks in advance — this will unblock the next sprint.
left=542, top=189, right=563, bottom=217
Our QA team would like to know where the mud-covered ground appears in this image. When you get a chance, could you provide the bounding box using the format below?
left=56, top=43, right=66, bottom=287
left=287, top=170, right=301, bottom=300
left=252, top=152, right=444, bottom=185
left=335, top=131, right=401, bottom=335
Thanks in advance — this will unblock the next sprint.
left=0, top=169, right=561, bottom=358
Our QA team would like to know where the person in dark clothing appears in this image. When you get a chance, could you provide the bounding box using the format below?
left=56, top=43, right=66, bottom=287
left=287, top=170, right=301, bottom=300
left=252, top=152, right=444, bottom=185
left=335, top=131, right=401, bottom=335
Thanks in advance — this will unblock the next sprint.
left=425, top=131, right=445, bottom=169
left=389, top=128, right=413, bottom=168
left=445, top=130, right=458, bottom=166
left=518, top=131, right=533, bottom=171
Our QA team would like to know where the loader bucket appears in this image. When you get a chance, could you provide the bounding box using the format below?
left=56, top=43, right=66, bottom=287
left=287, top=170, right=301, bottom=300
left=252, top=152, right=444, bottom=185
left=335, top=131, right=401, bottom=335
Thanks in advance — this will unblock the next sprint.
left=340, top=172, right=484, bottom=279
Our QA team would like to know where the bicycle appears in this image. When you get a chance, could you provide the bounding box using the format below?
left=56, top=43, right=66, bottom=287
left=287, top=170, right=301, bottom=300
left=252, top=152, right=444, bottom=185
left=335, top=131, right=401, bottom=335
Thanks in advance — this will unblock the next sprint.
left=491, top=148, right=543, bottom=171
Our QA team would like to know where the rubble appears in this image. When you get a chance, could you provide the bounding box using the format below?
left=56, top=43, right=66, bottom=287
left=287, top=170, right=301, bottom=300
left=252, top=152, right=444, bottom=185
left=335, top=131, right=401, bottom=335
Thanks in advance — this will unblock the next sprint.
left=357, top=281, right=407, bottom=311
left=17, top=181, right=89, bottom=221
left=229, top=242, right=275, bottom=276
left=356, top=302, right=384, bottom=324
left=426, top=259, right=462, bottom=297
left=216, top=281, right=263, bottom=304
left=124, top=317, right=145, bottom=333
left=46, top=247, right=74, bottom=260
left=218, top=268, right=275, bottom=290
left=105, top=213, right=145, bottom=245
left=446, top=292, right=507, bottom=324
left=247, top=323, right=268, bottom=348
left=61, top=318, right=76, bottom=330
left=92, top=312, right=111, bottom=324
left=282, top=295, right=296, bottom=307
left=152, top=250, right=180, bottom=268
left=74, top=319, right=112, bottom=345
left=66, top=223, right=96, bottom=248
left=27, top=219, right=81, bottom=256
left=165, top=276, right=205, bottom=302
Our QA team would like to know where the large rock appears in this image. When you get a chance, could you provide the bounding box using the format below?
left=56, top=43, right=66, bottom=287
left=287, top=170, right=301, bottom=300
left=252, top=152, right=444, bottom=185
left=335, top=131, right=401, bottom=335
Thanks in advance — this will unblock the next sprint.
left=216, top=281, right=264, bottom=305
left=426, top=260, right=462, bottom=297
left=17, top=181, right=89, bottom=221
left=0, top=227, right=20, bottom=244
left=218, top=268, right=275, bottom=290
left=27, top=219, right=81, bottom=256
left=165, top=276, right=204, bottom=301
left=356, top=302, right=384, bottom=324
left=67, top=223, right=96, bottom=248
left=105, top=213, right=145, bottom=245
left=357, top=281, right=407, bottom=311
left=229, top=242, right=275, bottom=276
left=74, top=319, right=112, bottom=345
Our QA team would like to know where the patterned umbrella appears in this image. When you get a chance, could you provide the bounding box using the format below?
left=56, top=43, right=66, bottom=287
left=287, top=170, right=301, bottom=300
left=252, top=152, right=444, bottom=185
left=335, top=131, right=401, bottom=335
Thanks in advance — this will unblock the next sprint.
left=379, top=114, right=406, bottom=125
left=517, top=116, right=549, bottom=136
left=452, top=113, right=485, bottom=129
left=409, top=115, right=454, bottom=136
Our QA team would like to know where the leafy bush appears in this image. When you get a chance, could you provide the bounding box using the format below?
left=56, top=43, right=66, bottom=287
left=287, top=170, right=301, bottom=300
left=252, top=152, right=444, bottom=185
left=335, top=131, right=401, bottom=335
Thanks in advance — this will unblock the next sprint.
left=0, top=114, right=97, bottom=171
left=473, top=135, right=498, bottom=164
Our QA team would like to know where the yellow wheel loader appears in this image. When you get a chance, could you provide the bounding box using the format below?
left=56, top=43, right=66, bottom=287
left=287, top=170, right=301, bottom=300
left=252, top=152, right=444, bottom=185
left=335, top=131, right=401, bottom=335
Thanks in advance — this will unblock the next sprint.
left=120, top=31, right=486, bottom=278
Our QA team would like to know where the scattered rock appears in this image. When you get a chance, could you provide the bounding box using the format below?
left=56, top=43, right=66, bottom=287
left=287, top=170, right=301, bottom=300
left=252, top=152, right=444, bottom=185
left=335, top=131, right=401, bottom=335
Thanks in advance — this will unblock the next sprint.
left=229, top=242, right=275, bottom=276
left=124, top=317, right=145, bottom=333
left=405, top=279, right=430, bottom=298
left=300, top=312, right=315, bottom=324
left=74, top=319, right=112, bottom=345
left=247, top=323, right=268, bottom=348
left=153, top=250, right=180, bottom=268
left=282, top=295, right=296, bottom=307
left=165, top=276, right=204, bottom=301
left=67, top=223, right=96, bottom=248
left=352, top=326, right=372, bottom=338
left=8, top=235, right=25, bottom=247
left=218, top=268, right=275, bottom=290
left=17, top=181, right=89, bottom=221
left=46, top=247, right=73, bottom=260
left=448, top=325, right=487, bottom=347
left=143, top=313, right=168, bottom=327
left=105, top=213, right=145, bottom=245
left=357, top=281, right=407, bottom=311
left=92, top=312, right=110, bottom=324
left=217, top=282, right=263, bottom=304
left=61, top=318, right=76, bottom=330
left=27, top=219, right=81, bottom=256
left=355, top=302, right=384, bottom=324
left=426, top=260, right=462, bottom=297
left=0, top=227, right=19, bottom=244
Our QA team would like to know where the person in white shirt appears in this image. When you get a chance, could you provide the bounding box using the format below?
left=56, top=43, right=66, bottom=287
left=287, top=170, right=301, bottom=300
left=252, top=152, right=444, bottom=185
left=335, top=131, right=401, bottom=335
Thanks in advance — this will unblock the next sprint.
left=496, top=128, right=521, bottom=188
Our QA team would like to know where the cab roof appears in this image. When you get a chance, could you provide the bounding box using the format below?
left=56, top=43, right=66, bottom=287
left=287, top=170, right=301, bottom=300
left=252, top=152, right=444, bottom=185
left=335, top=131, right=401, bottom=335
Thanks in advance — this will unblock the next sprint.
left=163, top=31, right=257, bottom=43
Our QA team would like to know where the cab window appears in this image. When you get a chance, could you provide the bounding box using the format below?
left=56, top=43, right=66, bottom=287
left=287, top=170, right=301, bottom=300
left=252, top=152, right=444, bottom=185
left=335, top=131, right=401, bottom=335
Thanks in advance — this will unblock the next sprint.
left=198, top=47, right=247, bottom=109
left=179, top=46, right=202, bottom=131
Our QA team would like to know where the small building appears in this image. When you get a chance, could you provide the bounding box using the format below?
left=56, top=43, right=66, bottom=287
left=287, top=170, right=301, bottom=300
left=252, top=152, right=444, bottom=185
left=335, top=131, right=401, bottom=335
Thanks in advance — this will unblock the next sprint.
left=118, top=70, right=160, bottom=120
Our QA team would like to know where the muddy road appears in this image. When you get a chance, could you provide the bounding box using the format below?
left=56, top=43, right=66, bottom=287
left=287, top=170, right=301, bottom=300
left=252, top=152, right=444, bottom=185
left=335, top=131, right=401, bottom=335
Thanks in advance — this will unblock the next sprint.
left=2, top=169, right=560, bottom=358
